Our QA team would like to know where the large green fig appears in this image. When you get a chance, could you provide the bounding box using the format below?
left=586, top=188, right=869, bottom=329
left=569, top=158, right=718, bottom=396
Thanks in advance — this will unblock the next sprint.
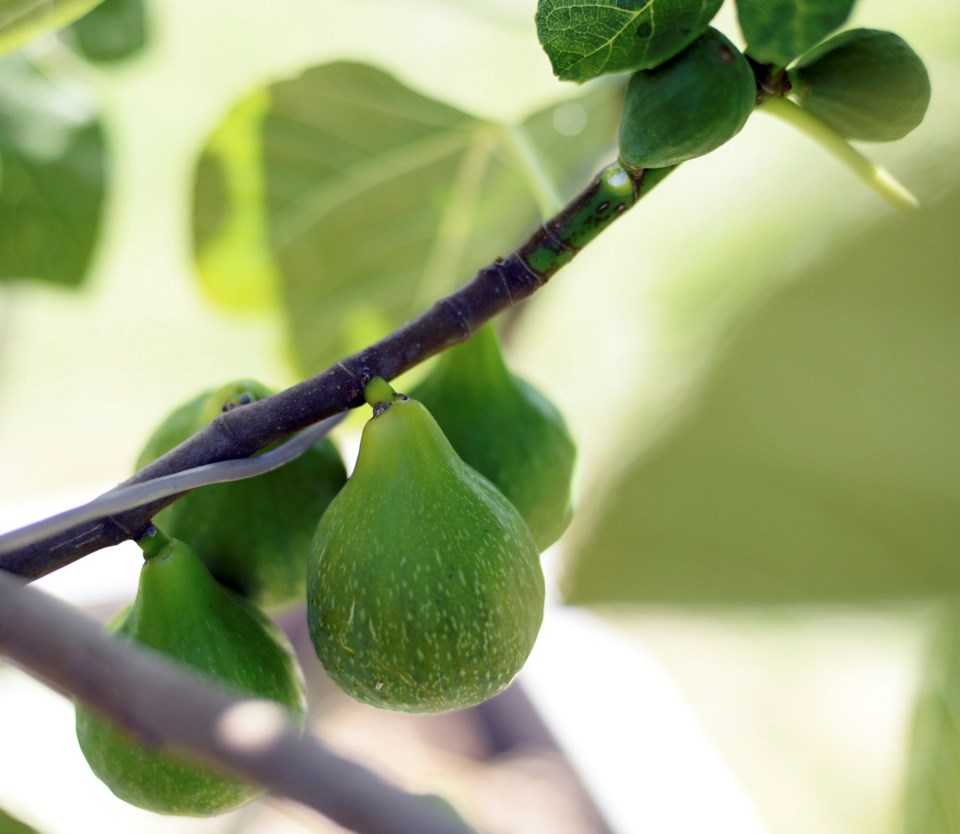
left=619, top=27, right=756, bottom=170
left=307, top=380, right=545, bottom=713
left=137, top=379, right=346, bottom=608
left=787, top=29, right=931, bottom=142
left=76, top=534, right=306, bottom=816
left=410, top=325, right=576, bottom=551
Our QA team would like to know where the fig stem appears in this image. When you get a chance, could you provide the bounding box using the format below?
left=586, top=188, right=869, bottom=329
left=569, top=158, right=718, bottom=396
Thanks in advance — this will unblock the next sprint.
left=363, top=377, right=397, bottom=409
left=137, top=525, right=172, bottom=560
left=759, top=96, right=919, bottom=213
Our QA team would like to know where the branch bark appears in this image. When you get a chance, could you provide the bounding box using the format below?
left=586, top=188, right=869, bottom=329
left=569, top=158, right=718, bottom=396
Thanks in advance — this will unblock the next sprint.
left=0, top=568, right=474, bottom=834
left=0, top=162, right=671, bottom=580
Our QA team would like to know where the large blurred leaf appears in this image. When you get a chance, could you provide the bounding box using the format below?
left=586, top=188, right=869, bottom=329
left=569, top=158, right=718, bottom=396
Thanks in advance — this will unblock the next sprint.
left=62, top=0, right=146, bottom=63
left=0, top=55, right=106, bottom=286
left=535, top=0, right=723, bottom=82
left=901, top=604, right=960, bottom=834
left=0, top=806, right=40, bottom=833
left=193, top=88, right=279, bottom=312
left=193, top=61, right=621, bottom=374
left=736, top=0, right=855, bottom=67
left=0, top=0, right=102, bottom=57
left=566, top=185, right=960, bottom=605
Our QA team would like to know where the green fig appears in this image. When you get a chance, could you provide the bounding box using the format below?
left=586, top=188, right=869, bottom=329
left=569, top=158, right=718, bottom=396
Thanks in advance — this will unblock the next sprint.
left=137, top=379, right=347, bottom=608
left=307, top=380, right=545, bottom=713
left=619, top=27, right=756, bottom=170
left=76, top=534, right=306, bottom=816
left=787, top=29, right=931, bottom=142
left=410, top=325, right=576, bottom=551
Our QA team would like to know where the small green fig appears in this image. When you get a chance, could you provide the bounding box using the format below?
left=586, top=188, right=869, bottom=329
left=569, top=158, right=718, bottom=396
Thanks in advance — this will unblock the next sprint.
left=410, top=325, right=576, bottom=551
left=75, top=534, right=306, bottom=816
left=788, top=29, right=931, bottom=142
left=307, top=381, right=545, bottom=713
left=137, top=379, right=346, bottom=608
left=619, top=27, right=756, bottom=170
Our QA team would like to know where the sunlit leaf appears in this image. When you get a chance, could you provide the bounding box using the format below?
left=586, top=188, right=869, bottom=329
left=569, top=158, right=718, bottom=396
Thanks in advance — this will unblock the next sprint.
left=902, top=604, right=960, bottom=834
left=566, top=184, right=960, bottom=605
left=63, top=0, right=146, bottom=63
left=192, top=62, right=621, bottom=373
left=0, top=0, right=103, bottom=57
left=192, top=88, right=280, bottom=312
left=0, top=55, right=106, bottom=287
left=535, top=0, right=723, bottom=82
left=736, top=0, right=855, bottom=67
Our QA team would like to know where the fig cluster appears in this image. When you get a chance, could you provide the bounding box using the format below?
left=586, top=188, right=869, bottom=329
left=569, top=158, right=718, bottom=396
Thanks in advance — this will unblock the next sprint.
left=609, top=20, right=928, bottom=174
left=77, top=339, right=575, bottom=812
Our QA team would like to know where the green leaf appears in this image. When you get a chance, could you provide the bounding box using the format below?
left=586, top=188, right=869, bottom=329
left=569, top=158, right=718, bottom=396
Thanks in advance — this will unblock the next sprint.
left=902, top=605, right=960, bottom=834
left=0, top=806, right=40, bottom=834
left=0, top=0, right=103, bottom=57
left=192, top=88, right=280, bottom=312
left=63, top=0, right=146, bottom=63
left=0, top=55, right=106, bottom=287
left=535, top=0, right=723, bottom=82
left=192, top=62, right=621, bottom=373
left=736, top=0, right=855, bottom=67
left=565, top=184, right=960, bottom=606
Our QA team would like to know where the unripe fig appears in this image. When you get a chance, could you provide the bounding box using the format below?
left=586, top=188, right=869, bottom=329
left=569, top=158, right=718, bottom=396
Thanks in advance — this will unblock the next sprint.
left=76, top=534, right=306, bottom=816
left=307, top=381, right=545, bottom=713
left=788, top=29, right=931, bottom=142
left=410, top=325, right=576, bottom=551
left=137, top=379, right=347, bottom=608
left=619, top=27, right=756, bottom=170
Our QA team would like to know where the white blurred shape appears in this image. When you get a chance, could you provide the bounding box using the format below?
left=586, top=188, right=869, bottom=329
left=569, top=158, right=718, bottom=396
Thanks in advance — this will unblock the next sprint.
left=216, top=700, right=289, bottom=754
left=522, top=606, right=771, bottom=834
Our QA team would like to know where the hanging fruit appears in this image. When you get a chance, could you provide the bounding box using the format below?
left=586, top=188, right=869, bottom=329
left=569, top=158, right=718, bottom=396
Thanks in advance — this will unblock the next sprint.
left=75, top=533, right=306, bottom=816
left=136, top=379, right=346, bottom=608
left=307, top=378, right=545, bottom=713
left=410, top=324, right=576, bottom=551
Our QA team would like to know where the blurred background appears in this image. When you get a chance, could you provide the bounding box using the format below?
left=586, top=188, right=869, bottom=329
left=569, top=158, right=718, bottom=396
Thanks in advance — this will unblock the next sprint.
left=0, top=0, right=958, bottom=831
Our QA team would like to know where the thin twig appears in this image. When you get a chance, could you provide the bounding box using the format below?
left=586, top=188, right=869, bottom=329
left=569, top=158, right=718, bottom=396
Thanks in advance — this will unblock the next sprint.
left=0, top=161, right=670, bottom=581
left=0, top=413, right=345, bottom=554
left=0, top=569, right=474, bottom=834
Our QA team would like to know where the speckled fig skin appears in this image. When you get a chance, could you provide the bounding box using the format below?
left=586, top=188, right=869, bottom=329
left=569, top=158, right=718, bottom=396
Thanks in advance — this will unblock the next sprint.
left=410, top=324, right=576, bottom=551
left=75, top=537, right=306, bottom=816
left=306, top=396, right=545, bottom=713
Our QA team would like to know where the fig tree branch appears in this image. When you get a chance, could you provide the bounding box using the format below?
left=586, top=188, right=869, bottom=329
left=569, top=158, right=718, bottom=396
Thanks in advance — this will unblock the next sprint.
left=0, top=413, right=345, bottom=555
left=0, top=162, right=673, bottom=580
left=0, top=568, right=475, bottom=834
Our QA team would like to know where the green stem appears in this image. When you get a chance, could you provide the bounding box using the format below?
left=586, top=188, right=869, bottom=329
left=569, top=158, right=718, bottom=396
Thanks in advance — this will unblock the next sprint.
left=137, top=526, right=173, bottom=561
left=759, top=97, right=919, bottom=214
left=520, top=162, right=674, bottom=276
left=363, top=377, right=397, bottom=408
left=501, top=123, right=565, bottom=218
